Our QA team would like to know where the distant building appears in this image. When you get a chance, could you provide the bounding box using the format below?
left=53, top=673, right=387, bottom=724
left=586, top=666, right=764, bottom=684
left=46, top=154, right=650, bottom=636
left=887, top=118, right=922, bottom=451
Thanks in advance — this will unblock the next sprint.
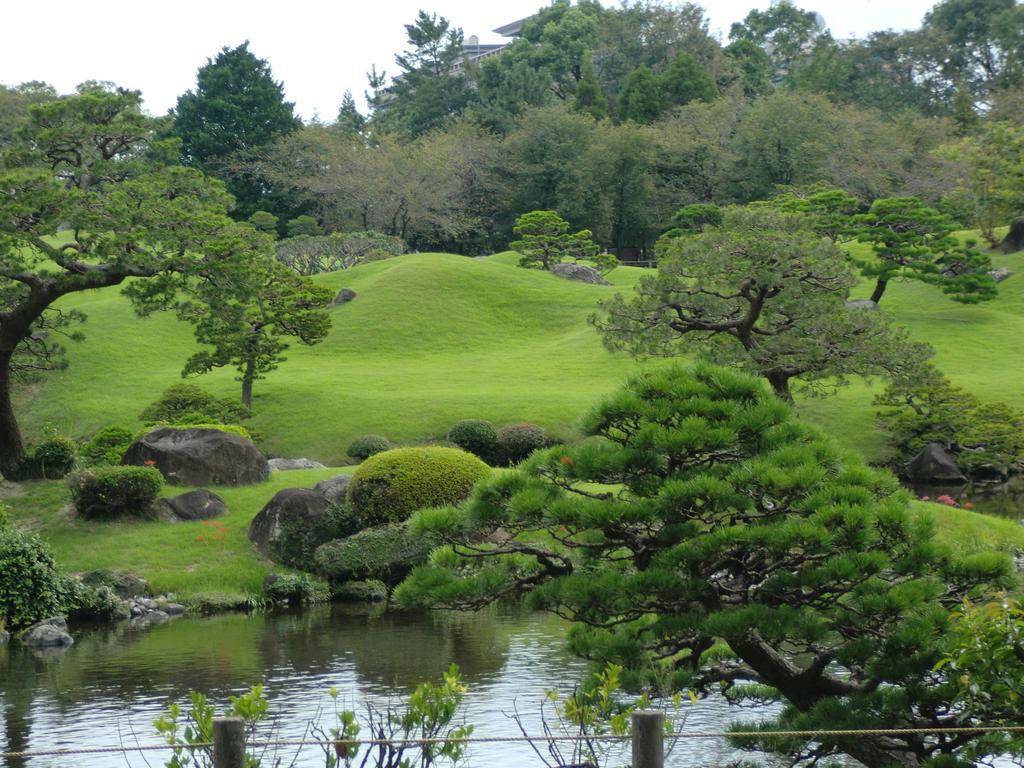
left=450, top=21, right=527, bottom=74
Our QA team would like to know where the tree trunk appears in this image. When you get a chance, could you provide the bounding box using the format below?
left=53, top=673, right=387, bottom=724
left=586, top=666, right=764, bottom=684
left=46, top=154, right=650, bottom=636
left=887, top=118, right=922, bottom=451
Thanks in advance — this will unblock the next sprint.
left=870, top=278, right=888, bottom=304
left=241, top=358, right=255, bottom=410
left=0, top=352, right=26, bottom=479
left=764, top=370, right=794, bottom=403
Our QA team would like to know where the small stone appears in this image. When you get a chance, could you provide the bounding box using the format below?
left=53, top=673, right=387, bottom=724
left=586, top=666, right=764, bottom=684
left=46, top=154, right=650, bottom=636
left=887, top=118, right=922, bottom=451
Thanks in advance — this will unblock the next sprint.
left=846, top=299, right=879, bottom=310
left=148, top=610, right=170, bottom=623
left=163, top=603, right=187, bottom=616
left=154, top=489, right=228, bottom=521
left=550, top=262, right=610, bottom=285
left=333, top=288, right=357, bottom=305
left=269, top=458, right=327, bottom=471
left=989, top=267, right=1012, bottom=282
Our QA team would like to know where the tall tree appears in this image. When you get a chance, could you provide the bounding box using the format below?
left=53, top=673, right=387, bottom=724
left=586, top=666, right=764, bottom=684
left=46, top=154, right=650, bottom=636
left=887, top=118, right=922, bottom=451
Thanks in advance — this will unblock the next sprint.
left=171, top=42, right=302, bottom=219
left=334, top=91, right=366, bottom=137
left=659, top=52, right=718, bottom=108
left=572, top=51, right=608, bottom=120
left=178, top=261, right=332, bottom=409
left=0, top=86, right=268, bottom=477
left=595, top=206, right=927, bottom=400
left=396, top=363, right=1012, bottom=768
left=617, top=65, right=664, bottom=123
left=729, top=0, right=825, bottom=83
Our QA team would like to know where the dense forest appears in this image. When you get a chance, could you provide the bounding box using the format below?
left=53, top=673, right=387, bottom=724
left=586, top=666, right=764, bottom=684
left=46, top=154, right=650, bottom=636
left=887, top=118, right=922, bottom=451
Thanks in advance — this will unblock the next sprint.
left=5, top=0, right=1022, bottom=259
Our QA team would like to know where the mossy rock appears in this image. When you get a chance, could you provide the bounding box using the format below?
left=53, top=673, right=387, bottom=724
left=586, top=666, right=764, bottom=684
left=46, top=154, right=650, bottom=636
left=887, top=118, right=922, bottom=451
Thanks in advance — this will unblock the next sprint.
left=346, top=447, right=490, bottom=526
left=334, top=579, right=388, bottom=602
left=315, top=525, right=434, bottom=586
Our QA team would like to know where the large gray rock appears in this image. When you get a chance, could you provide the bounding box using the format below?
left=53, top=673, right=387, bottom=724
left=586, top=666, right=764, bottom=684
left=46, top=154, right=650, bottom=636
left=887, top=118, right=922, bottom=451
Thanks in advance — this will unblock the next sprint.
left=313, top=474, right=352, bottom=505
left=248, top=488, right=329, bottom=559
left=269, top=458, right=326, bottom=471
left=154, top=489, right=228, bottom=521
left=906, top=443, right=967, bottom=483
left=333, top=288, right=357, bottom=305
left=123, top=428, right=269, bottom=486
left=550, top=262, right=610, bottom=285
left=999, top=218, right=1024, bottom=254
left=846, top=299, right=879, bottom=310
left=22, top=618, right=73, bottom=647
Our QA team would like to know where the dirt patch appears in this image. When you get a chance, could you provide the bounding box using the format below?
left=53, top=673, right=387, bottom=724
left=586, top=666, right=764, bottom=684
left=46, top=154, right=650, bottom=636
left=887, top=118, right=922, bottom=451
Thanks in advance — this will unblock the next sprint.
left=0, top=481, right=26, bottom=499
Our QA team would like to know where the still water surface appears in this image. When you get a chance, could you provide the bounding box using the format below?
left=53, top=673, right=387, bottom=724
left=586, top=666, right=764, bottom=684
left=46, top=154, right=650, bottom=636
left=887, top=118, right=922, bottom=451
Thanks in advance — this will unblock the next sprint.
left=0, top=604, right=780, bottom=768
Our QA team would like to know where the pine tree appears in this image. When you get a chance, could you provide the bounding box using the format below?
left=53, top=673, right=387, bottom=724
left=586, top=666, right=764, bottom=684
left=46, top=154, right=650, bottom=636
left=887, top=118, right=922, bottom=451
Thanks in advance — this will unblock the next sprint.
left=572, top=51, right=608, bottom=120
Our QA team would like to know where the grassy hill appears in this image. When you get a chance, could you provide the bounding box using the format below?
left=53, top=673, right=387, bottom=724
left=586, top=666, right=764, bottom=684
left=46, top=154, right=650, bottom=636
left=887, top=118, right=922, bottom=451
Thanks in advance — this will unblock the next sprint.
left=6, top=246, right=1024, bottom=602
left=15, top=245, right=1024, bottom=465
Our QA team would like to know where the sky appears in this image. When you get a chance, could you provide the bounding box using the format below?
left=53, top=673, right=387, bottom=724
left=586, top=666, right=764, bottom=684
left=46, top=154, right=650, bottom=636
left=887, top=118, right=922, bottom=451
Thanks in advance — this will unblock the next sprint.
left=1, top=0, right=938, bottom=121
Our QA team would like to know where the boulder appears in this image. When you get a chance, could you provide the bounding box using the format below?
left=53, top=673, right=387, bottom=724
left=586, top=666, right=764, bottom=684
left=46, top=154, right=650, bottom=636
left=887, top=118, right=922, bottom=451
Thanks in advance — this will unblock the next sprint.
left=989, top=267, right=1013, bottom=283
left=334, top=579, right=388, bottom=602
left=333, top=288, right=357, bottom=305
left=999, top=218, right=1024, bottom=254
left=154, top=489, right=227, bottom=521
left=269, top=458, right=326, bottom=471
left=906, top=442, right=967, bottom=484
left=22, top=617, right=73, bottom=647
left=313, top=473, right=352, bottom=505
left=248, top=488, right=329, bottom=559
left=122, top=427, right=269, bottom=486
left=550, top=262, right=610, bottom=285
left=846, top=299, right=879, bottom=310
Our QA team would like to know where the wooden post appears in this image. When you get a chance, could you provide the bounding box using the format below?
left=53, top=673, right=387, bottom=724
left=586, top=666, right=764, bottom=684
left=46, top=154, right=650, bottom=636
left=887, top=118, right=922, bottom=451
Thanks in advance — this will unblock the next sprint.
left=631, top=709, right=664, bottom=768
left=213, top=717, right=246, bottom=768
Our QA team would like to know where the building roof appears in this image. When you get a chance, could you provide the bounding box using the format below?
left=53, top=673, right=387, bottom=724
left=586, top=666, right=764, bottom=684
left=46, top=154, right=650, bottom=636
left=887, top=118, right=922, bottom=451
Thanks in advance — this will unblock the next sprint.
left=492, top=18, right=527, bottom=37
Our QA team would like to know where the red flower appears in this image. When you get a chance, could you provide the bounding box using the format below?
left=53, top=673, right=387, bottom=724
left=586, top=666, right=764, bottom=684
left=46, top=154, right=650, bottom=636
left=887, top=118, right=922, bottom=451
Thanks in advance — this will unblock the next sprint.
left=143, top=459, right=157, bottom=466
left=560, top=456, right=575, bottom=467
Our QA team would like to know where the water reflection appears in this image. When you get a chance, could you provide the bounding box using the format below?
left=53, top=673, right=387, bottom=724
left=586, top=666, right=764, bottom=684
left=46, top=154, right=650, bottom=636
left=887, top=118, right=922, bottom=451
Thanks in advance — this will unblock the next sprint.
left=0, top=606, right=778, bottom=768
left=905, top=476, right=1024, bottom=520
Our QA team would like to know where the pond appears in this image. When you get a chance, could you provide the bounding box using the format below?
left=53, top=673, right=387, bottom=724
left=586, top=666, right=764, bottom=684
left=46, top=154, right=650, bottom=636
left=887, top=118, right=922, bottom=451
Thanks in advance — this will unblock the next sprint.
left=0, top=604, right=782, bottom=768
left=905, top=476, right=1024, bottom=521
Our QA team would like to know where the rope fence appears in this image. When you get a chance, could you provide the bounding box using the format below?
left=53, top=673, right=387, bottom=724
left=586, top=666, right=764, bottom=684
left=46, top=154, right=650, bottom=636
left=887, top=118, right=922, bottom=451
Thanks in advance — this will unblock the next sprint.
left=3, top=719, right=1023, bottom=763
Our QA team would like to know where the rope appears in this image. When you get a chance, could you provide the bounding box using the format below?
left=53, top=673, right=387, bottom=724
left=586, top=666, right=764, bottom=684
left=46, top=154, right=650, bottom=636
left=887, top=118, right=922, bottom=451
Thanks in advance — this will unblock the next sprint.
left=2, top=725, right=1023, bottom=759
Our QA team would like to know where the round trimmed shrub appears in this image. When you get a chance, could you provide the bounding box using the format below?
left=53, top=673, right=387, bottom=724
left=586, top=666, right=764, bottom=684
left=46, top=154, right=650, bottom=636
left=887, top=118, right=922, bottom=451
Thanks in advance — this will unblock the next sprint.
left=497, top=423, right=548, bottom=465
left=0, top=524, right=77, bottom=630
left=447, top=419, right=499, bottom=463
left=347, top=447, right=490, bottom=526
left=22, top=437, right=77, bottom=479
left=82, top=426, right=135, bottom=466
left=315, top=525, right=434, bottom=585
left=68, top=466, right=164, bottom=519
left=347, top=434, right=393, bottom=462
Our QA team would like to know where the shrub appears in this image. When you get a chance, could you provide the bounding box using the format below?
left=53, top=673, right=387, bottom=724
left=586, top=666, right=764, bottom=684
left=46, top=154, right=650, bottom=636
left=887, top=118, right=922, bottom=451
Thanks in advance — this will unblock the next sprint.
left=263, top=573, right=331, bottom=605
left=497, top=423, right=548, bottom=465
left=0, top=524, right=77, bottom=630
left=68, top=582, right=130, bottom=622
left=447, top=420, right=499, bottom=464
left=20, top=436, right=77, bottom=479
left=68, top=466, right=164, bottom=519
left=275, top=503, right=361, bottom=569
left=315, top=525, right=434, bottom=585
left=347, top=447, right=490, bottom=526
left=81, top=426, right=136, bottom=466
left=247, top=210, right=279, bottom=234
left=140, top=383, right=249, bottom=425
left=276, top=231, right=405, bottom=275
left=347, top=434, right=393, bottom=462
left=286, top=215, right=323, bottom=237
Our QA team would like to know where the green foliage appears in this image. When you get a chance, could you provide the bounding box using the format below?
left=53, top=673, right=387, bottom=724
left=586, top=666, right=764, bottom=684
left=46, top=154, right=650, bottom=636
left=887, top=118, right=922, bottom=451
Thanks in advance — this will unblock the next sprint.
left=81, top=426, right=135, bottom=467
left=447, top=419, right=499, bottom=464
left=263, top=573, right=331, bottom=605
left=21, top=436, right=77, bottom=479
left=275, top=503, right=361, bottom=569
left=852, top=196, right=998, bottom=304
left=876, top=363, right=1024, bottom=477
left=396, top=363, right=1014, bottom=766
left=140, top=384, right=251, bottom=425
left=286, top=215, right=323, bottom=238
left=572, top=51, right=608, bottom=120
left=247, top=210, right=279, bottom=234
left=347, top=447, right=490, bottom=526
left=68, top=581, right=130, bottom=623
left=155, top=685, right=270, bottom=768
left=0, top=523, right=76, bottom=629
left=496, top=423, right=548, bottom=466
left=315, top=524, right=435, bottom=586
left=163, top=423, right=253, bottom=440
left=764, top=183, right=859, bottom=242
left=617, top=65, right=664, bottom=124
left=69, top=466, right=164, bottom=519
left=597, top=205, right=929, bottom=400
left=171, top=41, right=302, bottom=219
left=510, top=210, right=600, bottom=271
left=275, top=231, right=404, bottom=275
left=670, top=203, right=723, bottom=234
left=729, top=0, right=825, bottom=83
left=660, top=52, right=717, bottom=108
left=346, top=434, right=393, bottom=462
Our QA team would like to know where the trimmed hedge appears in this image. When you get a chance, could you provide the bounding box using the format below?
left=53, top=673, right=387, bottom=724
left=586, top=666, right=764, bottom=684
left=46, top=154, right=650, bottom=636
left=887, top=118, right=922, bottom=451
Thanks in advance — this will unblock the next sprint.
left=81, top=426, right=135, bottom=467
left=347, top=447, right=490, bottom=526
left=347, top=434, right=393, bottom=462
left=447, top=419, right=499, bottom=464
left=68, top=466, right=164, bottom=519
left=497, top=423, right=548, bottom=465
left=315, top=525, right=434, bottom=585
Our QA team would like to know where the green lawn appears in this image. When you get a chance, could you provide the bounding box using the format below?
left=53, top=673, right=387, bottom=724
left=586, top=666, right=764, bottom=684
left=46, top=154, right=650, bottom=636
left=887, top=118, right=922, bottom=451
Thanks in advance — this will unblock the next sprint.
left=6, top=243, right=1024, bottom=601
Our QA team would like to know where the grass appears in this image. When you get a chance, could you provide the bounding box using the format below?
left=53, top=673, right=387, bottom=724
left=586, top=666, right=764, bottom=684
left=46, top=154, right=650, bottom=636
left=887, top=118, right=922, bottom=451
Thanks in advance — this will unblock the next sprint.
left=6, top=242, right=1024, bottom=601
left=1, top=467, right=348, bottom=600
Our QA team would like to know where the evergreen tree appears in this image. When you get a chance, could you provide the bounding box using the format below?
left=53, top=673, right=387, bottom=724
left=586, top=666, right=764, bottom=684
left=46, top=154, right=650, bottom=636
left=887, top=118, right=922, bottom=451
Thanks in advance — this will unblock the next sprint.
left=617, top=65, right=664, bottom=123
left=171, top=42, right=302, bottom=220
left=397, top=363, right=1012, bottom=768
left=572, top=51, right=608, bottom=120
left=335, top=90, right=366, bottom=137
left=659, top=52, right=717, bottom=108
